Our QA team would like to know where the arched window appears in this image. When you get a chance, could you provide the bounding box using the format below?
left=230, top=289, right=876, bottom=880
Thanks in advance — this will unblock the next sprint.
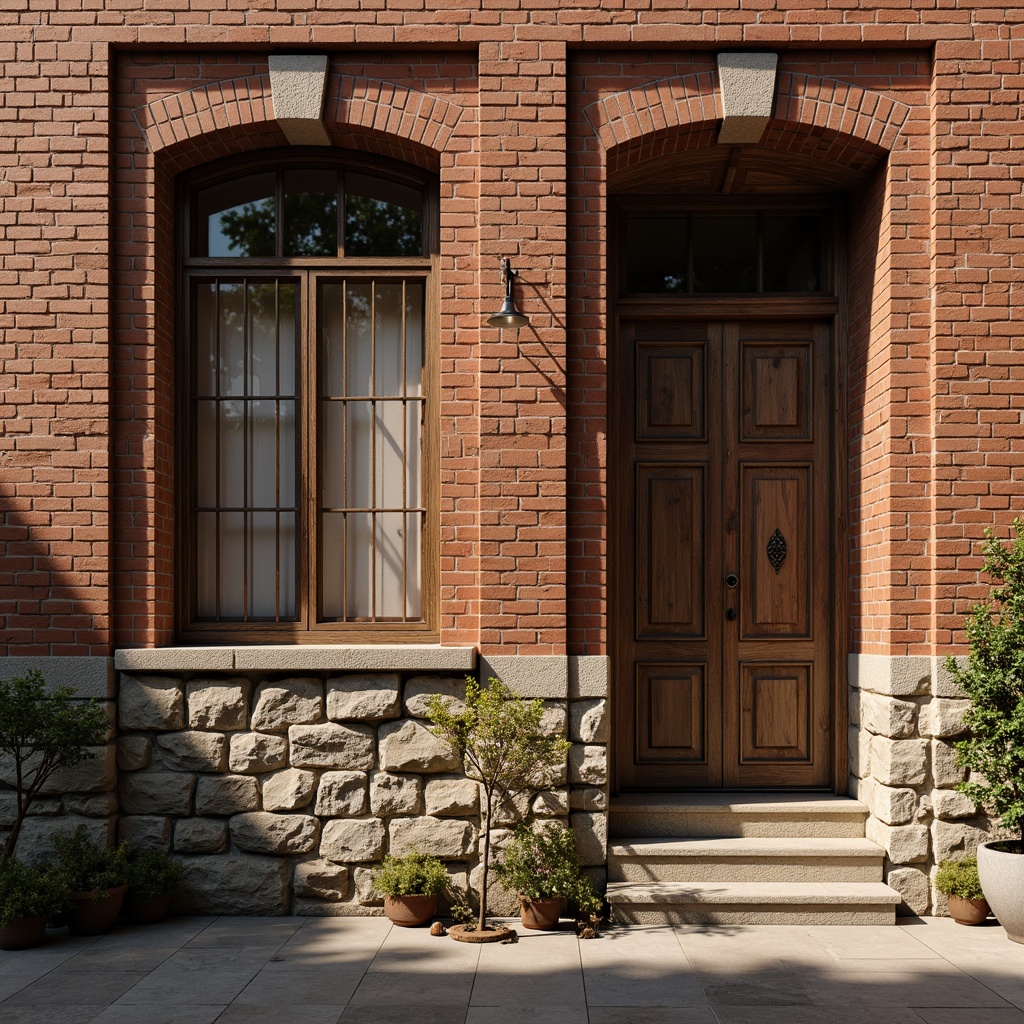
left=178, top=154, right=438, bottom=641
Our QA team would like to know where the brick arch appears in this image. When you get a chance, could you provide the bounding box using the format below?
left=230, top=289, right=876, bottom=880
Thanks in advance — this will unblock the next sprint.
left=133, top=73, right=465, bottom=170
left=583, top=70, right=911, bottom=159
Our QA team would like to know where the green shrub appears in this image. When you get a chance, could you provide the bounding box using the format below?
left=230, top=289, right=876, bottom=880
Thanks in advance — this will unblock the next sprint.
left=947, top=519, right=1024, bottom=845
left=0, top=671, right=109, bottom=863
left=51, top=827, right=129, bottom=893
left=0, top=860, right=69, bottom=926
left=935, top=857, right=985, bottom=901
left=371, top=852, right=449, bottom=898
left=127, top=848, right=185, bottom=900
left=495, top=822, right=602, bottom=916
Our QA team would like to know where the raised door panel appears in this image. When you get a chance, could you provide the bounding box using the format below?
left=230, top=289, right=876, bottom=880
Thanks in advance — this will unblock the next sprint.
left=740, top=342, right=812, bottom=441
left=635, top=663, right=706, bottom=763
left=740, top=466, right=810, bottom=638
left=637, top=342, right=705, bottom=440
left=636, top=464, right=705, bottom=638
left=739, top=663, right=811, bottom=763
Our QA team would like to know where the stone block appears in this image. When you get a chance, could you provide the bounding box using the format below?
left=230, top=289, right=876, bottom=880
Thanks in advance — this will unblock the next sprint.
left=174, top=854, right=290, bottom=915
left=289, top=723, right=375, bottom=770
left=860, top=692, right=916, bottom=739
left=869, top=736, right=928, bottom=787
left=919, top=698, right=970, bottom=739
left=118, top=735, right=152, bottom=772
left=327, top=675, right=401, bottom=721
left=251, top=679, right=323, bottom=732
left=851, top=654, right=932, bottom=698
left=931, top=740, right=966, bottom=788
left=424, top=777, right=479, bottom=816
left=532, top=789, right=569, bottom=817
left=571, top=812, right=608, bottom=867
left=315, top=771, right=368, bottom=817
left=863, top=777, right=918, bottom=826
left=262, top=768, right=317, bottom=812
left=933, top=789, right=978, bottom=820
left=540, top=702, right=568, bottom=737
left=403, top=677, right=466, bottom=719
left=932, top=655, right=968, bottom=699
left=478, top=655, right=568, bottom=699
left=294, top=860, right=349, bottom=901
left=187, top=679, right=250, bottom=731
left=570, top=787, right=607, bottom=812
left=887, top=865, right=930, bottom=916
left=469, top=862, right=518, bottom=916
left=157, top=731, right=227, bottom=772
left=378, top=719, right=461, bottom=773
left=369, top=771, right=422, bottom=816
left=320, top=818, right=385, bottom=863
left=12, top=816, right=112, bottom=866
left=568, top=656, right=609, bottom=699
left=36, top=745, right=116, bottom=795
left=175, top=818, right=228, bottom=854
left=119, top=675, right=185, bottom=731
left=231, top=812, right=319, bottom=855
left=64, top=794, right=118, bottom=818
left=118, top=815, right=171, bottom=851
left=932, top=819, right=988, bottom=863
left=865, top=818, right=929, bottom=864
left=229, top=732, right=288, bottom=774
left=389, top=816, right=477, bottom=859
left=570, top=699, right=608, bottom=743
left=353, top=866, right=381, bottom=905
left=195, top=774, right=260, bottom=816
left=120, top=772, right=195, bottom=816
left=849, top=726, right=870, bottom=779
left=491, top=789, right=531, bottom=827
left=569, top=745, right=607, bottom=785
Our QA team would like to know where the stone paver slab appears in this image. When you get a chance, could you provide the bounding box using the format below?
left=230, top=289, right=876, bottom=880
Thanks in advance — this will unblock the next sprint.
left=89, top=1005, right=225, bottom=1024
left=588, top=1009, right=720, bottom=1024
left=4, top=970, right=149, bottom=1006
left=233, top=964, right=365, bottom=1005
left=217, top=1004, right=350, bottom=1023
left=348, top=969, right=476, bottom=1007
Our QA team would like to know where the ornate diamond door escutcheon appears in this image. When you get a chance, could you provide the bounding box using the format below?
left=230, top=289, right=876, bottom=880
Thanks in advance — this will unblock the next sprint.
left=767, top=528, right=787, bottom=574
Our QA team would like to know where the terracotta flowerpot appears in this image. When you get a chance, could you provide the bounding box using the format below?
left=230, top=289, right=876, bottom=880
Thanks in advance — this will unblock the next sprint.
left=68, top=884, right=128, bottom=936
left=384, top=894, right=438, bottom=927
left=946, top=894, right=991, bottom=926
left=520, top=896, right=563, bottom=931
left=124, top=893, right=171, bottom=925
left=978, top=841, right=1024, bottom=943
left=0, top=916, right=46, bottom=951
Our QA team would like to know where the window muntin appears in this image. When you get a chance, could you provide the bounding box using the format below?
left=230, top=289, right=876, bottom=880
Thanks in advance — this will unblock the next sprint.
left=623, top=211, right=824, bottom=295
left=183, top=158, right=435, bottom=640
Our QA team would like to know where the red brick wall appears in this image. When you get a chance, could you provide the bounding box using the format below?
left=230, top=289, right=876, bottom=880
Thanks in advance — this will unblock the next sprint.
left=1, top=5, right=1022, bottom=659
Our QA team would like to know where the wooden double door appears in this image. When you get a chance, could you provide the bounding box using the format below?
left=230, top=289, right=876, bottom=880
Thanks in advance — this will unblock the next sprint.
left=614, top=318, right=834, bottom=789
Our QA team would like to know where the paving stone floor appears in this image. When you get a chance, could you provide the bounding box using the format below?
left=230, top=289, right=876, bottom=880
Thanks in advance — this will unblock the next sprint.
left=0, top=914, right=1022, bottom=1023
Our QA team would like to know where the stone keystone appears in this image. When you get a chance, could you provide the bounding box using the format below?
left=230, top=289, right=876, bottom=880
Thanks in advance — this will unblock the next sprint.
left=717, top=52, right=778, bottom=145
left=268, top=54, right=331, bottom=146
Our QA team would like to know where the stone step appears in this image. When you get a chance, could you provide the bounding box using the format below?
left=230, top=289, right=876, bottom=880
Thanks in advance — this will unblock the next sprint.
left=609, top=792, right=869, bottom=839
left=608, top=837, right=884, bottom=883
left=606, top=880, right=902, bottom=926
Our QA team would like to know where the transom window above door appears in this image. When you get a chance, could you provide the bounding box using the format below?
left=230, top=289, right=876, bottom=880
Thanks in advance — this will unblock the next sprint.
left=621, top=208, right=829, bottom=296
left=180, top=155, right=438, bottom=642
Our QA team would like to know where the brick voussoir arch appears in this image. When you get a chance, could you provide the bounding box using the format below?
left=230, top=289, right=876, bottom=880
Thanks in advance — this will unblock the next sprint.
left=583, top=70, right=910, bottom=156
left=134, top=72, right=465, bottom=161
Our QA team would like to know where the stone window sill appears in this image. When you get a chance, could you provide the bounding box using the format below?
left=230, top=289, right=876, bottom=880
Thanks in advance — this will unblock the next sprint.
left=114, top=645, right=478, bottom=674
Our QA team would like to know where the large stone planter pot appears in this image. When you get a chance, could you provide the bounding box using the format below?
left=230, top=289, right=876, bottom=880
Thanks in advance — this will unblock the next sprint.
left=383, top=894, right=438, bottom=928
left=68, top=884, right=129, bottom=936
left=0, top=916, right=46, bottom=950
left=977, top=841, right=1024, bottom=943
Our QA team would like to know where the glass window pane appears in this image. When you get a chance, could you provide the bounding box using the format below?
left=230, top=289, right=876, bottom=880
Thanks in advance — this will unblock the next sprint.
left=345, top=173, right=423, bottom=256
left=321, top=512, right=345, bottom=619
left=625, top=217, right=688, bottom=293
left=198, top=173, right=276, bottom=258
left=692, top=215, right=757, bottom=293
left=218, top=511, right=245, bottom=618
left=196, top=512, right=217, bottom=618
left=218, top=282, right=245, bottom=397
left=248, top=282, right=279, bottom=396
left=376, top=511, right=407, bottom=619
left=763, top=215, right=823, bottom=293
left=374, top=283, right=404, bottom=396
left=284, top=169, right=338, bottom=257
left=195, top=282, right=218, bottom=396
left=345, top=282, right=373, bottom=396
left=345, top=512, right=373, bottom=619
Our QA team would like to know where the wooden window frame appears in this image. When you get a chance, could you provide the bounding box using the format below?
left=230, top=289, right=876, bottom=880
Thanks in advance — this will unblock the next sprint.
left=176, top=151, right=440, bottom=644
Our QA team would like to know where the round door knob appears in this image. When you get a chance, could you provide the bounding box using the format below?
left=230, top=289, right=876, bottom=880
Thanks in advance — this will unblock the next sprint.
left=726, top=608, right=737, bottom=621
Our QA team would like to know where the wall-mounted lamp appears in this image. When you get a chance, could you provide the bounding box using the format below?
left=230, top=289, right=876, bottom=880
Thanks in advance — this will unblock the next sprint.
left=486, top=259, right=530, bottom=330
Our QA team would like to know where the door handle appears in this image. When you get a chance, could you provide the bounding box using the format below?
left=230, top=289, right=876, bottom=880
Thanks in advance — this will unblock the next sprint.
left=726, top=608, right=736, bottom=621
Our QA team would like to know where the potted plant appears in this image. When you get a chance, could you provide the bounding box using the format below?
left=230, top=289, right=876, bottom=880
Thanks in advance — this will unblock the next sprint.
left=428, top=676, right=570, bottom=943
left=51, top=827, right=130, bottom=935
left=935, top=857, right=990, bottom=926
left=124, top=848, right=184, bottom=925
left=371, top=852, right=449, bottom=927
left=0, top=859, right=68, bottom=950
left=495, top=822, right=602, bottom=931
left=948, top=517, right=1024, bottom=943
left=0, top=670, right=109, bottom=864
